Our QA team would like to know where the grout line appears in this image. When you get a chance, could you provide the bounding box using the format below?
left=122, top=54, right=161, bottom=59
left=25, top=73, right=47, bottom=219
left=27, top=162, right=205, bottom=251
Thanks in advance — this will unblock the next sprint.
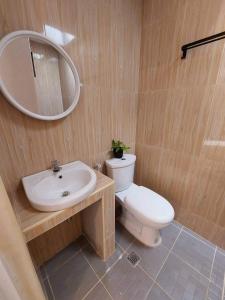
left=183, top=227, right=216, bottom=249
left=100, top=280, right=114, bottom=300
left=82, top=253, right=115, bottom=300
left=122, top=227, right=184, bottom=299
left=137, top=267, right=155, bottom=300
left=154, top=225, right=184, bottom=281
left=44, top=248, right=82, bottom=277
left=171, top=251, right=211, bottom=282
left=125, top=239, right=135, bottom=253
left=137, top=265, right=173, bottom=300
left=81, top=244, right=122, bottom=300
left=39, top=266, right=48, bottom=281
left=81, top=279, right=101, bottom=300
left=218, top=248, right=225, bottom=257
left=222, top=272, right=225, bottom=300
left=114, top=238, right=165, bottom=299
left=99, top=251, right=124, bottom=281
left=81, top=232, right=98, bottom=253
left=82, top=252, right=101, bottom=281
left=163, top=227, right=218, bottom=284
left=154, top=281, right=174, bottom=300
left=46, top=276, right=56, bottom=300
left=81, top=249, right=114, bottom=299
left=43, top=235, right=88, bottom=278
left=205, top=246, right=217, bottom=300
left=134, top=226, right=183, bottom=300
left=172, top=220, right=183, bottom=229
left=115, top=240, right=127, bottom=253
left=81, top=252, right=105, bottom=300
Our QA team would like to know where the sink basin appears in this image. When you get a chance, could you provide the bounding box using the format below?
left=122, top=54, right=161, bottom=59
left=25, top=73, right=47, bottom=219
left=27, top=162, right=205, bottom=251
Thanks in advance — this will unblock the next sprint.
left=22, top=161, right=97, bottom=212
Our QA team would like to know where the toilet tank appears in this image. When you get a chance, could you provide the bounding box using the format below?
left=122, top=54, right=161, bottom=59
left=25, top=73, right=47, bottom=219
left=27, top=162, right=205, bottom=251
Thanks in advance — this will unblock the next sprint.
left=106, top=154, right=136, bottom=192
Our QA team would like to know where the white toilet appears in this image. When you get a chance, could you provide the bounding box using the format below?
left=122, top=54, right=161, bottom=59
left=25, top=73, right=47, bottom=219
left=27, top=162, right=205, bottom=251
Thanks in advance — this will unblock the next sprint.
left=106, top=154, right=174, bottom=247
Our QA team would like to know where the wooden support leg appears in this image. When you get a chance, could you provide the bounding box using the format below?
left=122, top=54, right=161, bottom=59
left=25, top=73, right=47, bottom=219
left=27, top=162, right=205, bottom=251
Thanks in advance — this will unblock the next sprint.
left=0, top=177, right=45, bottom=300
left=81, top=183, right=115, bottom=260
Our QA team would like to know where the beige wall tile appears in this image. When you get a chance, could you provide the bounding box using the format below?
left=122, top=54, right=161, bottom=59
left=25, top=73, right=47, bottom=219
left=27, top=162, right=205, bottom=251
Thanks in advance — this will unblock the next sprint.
left=137, top=0, right=225, bottom=249
left=0, top=0, right=141, bottom=208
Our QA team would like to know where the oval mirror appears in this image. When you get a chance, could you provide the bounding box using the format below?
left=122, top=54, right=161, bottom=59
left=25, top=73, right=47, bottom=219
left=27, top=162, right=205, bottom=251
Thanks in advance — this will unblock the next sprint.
left=0, top=30, right=80, bottom=120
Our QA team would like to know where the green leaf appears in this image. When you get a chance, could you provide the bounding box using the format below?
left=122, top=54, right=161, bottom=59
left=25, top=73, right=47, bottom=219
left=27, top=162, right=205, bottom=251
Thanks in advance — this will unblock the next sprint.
left=111, top=139, right=130, bottom=153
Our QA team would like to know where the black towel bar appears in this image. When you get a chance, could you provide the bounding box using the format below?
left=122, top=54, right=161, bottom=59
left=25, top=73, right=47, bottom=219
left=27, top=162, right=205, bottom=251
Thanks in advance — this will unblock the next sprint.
left=181, top=31, right=225, bottom=59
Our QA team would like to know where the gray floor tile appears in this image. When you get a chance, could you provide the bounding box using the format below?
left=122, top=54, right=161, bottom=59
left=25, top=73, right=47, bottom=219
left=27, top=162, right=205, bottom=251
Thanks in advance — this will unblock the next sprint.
left=83, top=282, right=111, bottom=300
left=156, top=252, right=209, bottom=300
left=42, top=279, right=54, bottom=300
left=183, top=227, right=215, bottom=248
left=115, top=222, right=134, bottom=251
left=211, top=249, right=225, bottom=288
left=82, top=243, right=123, bottom=278
left=129, top=240, right=169, bottom=279
left=173, top=230, right=215, bottom=278
left=146, top=284, right=171, bottom=300
left=102, top=256, right=153, bottom=300
left=37, top=266, right=47, bottom=281
left=48, top=252, right=98, bottom=300
left=45, top=236, right=87, bottom=276
left=217, top=247, right=225, bottom=256
left=161, top=223, right=181, bottom=249
left=173, top=220, right=182, bottom=229
left=207, top=282, right=224, bottom=300
left=37, top=267, right=53, bottom=299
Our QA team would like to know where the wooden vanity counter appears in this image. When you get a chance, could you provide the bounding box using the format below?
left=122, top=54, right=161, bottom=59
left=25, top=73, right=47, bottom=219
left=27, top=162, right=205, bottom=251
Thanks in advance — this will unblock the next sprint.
left=14, top=171, right=115, bottom=261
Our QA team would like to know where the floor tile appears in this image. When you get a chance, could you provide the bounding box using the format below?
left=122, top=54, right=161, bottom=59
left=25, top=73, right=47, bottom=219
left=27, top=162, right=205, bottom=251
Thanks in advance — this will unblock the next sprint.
left=173, top=230, right=215, bottom=278
left=173, top=220, right=182, bottom=229
left=83, top=282, right=111, bottom=300
left=156, top=252, right=209, bottom=300
left=146, top=284, right=171, bottom=300
left=207, top=282, right=224, bottom=300
left=129, top=240, right=169, bottom=279
left=161, top=223, right=181, bottom=249
left=115, top=222, right=134, bottom=251
left=44, top=236, right=87, bottom=276
left=37, top=265, right=47, bottom=281
left=48, top=252, right=98, bottom=300
left=184, top=227, right=215, bottom=248
left=211, top=249, right=225, bottom=288
left=42, top=279, right=54, bottom=300
left=82, top=243, right=123, bottom=278
left=102, top=256, right=153, bottom=300
left=218, top=247, right=225, bottom=256
left=37, top=267, right=53, bottom=299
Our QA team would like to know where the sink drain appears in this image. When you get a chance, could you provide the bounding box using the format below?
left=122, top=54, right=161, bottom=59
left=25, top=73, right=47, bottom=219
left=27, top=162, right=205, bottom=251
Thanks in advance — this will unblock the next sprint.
left=62, top=191, right=70, bottom=197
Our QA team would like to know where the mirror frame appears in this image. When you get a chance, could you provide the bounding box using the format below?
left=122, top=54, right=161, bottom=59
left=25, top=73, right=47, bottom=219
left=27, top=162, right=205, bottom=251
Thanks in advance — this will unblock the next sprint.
left=0, top=30, right=80, bottom=121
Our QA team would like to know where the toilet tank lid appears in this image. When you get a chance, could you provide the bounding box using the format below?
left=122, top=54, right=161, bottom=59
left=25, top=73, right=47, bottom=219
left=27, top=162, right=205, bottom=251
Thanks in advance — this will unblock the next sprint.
left=106, top=154, right=136, bottom=169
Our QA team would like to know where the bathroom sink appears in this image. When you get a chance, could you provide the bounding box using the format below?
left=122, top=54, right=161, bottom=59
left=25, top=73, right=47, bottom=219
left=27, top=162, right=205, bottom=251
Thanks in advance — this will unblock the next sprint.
left=22, top=161, right=97, bottom=212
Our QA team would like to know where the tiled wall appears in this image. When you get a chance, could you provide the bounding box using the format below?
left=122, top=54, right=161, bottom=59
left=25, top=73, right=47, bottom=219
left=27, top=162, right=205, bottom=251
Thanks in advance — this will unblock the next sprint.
left=136, top=0, right=225, bottom=249
left=0, top=0, right=142, bottom=206
left=0, top=0, right=224, bottom=250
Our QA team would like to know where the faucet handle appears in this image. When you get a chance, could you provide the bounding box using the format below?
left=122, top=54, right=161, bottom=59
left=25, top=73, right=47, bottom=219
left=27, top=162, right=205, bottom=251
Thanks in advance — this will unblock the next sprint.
left=51, top=160, right=60, bottom=166
left=51, top=160, right=62, bottom=172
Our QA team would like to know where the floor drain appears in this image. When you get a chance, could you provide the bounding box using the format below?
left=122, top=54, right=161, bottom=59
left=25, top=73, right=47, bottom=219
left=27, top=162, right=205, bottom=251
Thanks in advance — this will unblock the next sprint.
left=127, top=252, right=140, bottom=267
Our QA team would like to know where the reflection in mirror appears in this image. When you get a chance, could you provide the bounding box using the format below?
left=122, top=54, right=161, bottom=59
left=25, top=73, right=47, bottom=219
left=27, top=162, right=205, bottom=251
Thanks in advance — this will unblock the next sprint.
left=43, top=25, right=75, bottom=46
left=0, top=37, right=75, bottom=116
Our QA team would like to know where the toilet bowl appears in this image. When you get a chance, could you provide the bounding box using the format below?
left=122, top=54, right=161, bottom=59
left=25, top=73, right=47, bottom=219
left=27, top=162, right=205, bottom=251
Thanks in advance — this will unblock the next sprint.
left=106, top=154, right=174, bottom=247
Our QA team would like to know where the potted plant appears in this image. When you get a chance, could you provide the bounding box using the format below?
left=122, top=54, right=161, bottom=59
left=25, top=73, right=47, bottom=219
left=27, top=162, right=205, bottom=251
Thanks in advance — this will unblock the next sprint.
left=111, top=139, right=130, bottom=158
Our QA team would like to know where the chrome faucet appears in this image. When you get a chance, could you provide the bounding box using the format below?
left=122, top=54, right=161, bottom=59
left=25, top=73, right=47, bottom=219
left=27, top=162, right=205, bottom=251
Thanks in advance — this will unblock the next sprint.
left=51, top=160, right=62, bottom=173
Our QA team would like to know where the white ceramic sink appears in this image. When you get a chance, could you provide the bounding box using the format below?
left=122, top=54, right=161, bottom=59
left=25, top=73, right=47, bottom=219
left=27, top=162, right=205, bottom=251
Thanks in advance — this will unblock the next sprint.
left=22, top=161, right=97, bottom=212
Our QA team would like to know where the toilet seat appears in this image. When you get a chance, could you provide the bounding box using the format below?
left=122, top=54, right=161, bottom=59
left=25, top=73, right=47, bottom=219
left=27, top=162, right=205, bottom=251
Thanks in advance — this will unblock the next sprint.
left=124, top=185, right=174, bottom=227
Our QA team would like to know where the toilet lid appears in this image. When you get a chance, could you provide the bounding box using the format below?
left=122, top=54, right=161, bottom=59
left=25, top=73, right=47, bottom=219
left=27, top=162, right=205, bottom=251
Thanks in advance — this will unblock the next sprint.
left=124, top=186, right=174, bottom=226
